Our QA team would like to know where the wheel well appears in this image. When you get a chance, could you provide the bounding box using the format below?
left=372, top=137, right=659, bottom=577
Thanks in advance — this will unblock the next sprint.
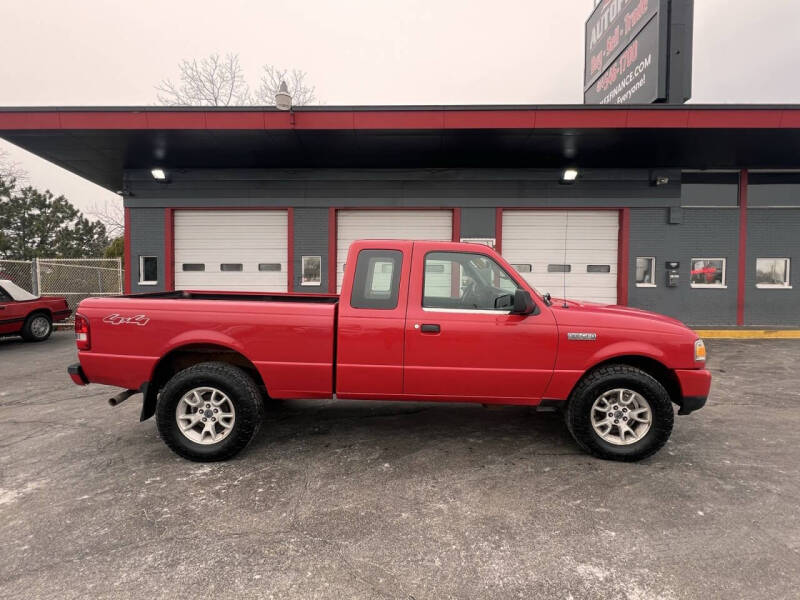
left=26, top=308, right=52, bottom=321
left=141, top=344, right=267, bottom=422
left=581, top=356, right=682, bottom=406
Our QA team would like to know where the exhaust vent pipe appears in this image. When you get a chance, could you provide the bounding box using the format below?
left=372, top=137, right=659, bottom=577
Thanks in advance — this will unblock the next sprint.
left=109, top=389, right=138, bottom=407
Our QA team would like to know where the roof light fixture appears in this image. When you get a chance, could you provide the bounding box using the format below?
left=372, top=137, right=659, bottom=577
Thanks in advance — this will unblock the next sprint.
left=275, top=81, right=292, bottom=111
left=561, top=168, right=579, bottom=183
left=151, top=168, right=167, bottom=181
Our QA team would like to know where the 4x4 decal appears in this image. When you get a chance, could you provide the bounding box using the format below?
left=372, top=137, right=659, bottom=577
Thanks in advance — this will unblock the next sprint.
left=103, top=314, right=150, bottom=326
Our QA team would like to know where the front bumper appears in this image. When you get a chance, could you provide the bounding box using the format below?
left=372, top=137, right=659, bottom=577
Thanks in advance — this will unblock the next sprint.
left=674, top=368, right=712, bottom=415
left=67, top=363, right=89, bottom=386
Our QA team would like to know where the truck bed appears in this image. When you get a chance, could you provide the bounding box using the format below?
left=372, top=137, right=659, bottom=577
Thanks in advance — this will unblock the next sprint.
left=75, top=292, right=338, bottom=398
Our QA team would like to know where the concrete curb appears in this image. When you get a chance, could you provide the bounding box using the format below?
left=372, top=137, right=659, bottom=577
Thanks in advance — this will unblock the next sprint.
left=694, top=330, right=800, bottom=339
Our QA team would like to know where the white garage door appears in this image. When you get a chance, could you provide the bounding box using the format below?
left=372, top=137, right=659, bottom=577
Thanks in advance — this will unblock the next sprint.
left=336, top=210, right=452, bottom=292
left=174, top=210, right=288, bottom=291
left=502, top=210, right=619, bottom=304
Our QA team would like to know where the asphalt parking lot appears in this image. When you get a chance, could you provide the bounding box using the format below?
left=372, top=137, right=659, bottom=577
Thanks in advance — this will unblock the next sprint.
left=1, top=332, right=798, bottom=599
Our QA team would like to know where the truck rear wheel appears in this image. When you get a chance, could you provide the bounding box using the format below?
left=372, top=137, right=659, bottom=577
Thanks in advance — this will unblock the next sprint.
left=155, top=362, right=264, bottom=462
left=565, top=365, right=674, bottom=462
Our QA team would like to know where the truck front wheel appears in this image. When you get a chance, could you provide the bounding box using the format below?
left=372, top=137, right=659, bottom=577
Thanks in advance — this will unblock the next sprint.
left=155, top=362, right=264, bottom=461
left=565, top=365, right=674, bottom=462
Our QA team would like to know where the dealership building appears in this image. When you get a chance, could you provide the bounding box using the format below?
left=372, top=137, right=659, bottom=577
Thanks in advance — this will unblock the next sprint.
left=1, top=104, right=799, bottom=326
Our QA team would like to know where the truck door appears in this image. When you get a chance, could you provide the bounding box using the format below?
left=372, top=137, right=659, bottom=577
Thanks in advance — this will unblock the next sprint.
left=403, top=245, right=558, bottom=403
left=335, top=243, right=412, bottom=399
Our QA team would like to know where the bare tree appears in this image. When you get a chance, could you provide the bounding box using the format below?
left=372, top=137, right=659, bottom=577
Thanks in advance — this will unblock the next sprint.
left=155, top=53, right=318, bottom=107
left=254, top=66, right=317, bottom=106
left=88, top=201, right=124, bottom=238
left=155, top=53, right=251, bottom=106
left=0, top=148, right=27, bottom=182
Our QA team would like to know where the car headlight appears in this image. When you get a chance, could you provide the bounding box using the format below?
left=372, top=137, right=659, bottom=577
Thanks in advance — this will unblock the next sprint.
left=694, top=339, right=707, bottom=362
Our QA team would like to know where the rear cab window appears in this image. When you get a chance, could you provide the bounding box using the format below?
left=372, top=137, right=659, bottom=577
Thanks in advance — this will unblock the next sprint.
left=350, top=250, right=403, bottom=310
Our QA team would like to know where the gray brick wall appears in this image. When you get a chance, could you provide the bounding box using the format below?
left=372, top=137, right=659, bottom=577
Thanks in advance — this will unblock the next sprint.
left=749, top=184, right=800, bottom=208
left=629, top=207, right=739, bottom=326
left=745, top=208, right=800, bottom=325
left=292, top=208, right=329, bottom=292
left=128, top=208, right=166, bottom=293
left=460, top=208, right=496, bottom=239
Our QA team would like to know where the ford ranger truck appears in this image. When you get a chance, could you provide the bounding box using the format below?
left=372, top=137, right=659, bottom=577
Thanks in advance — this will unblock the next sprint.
left=67, top=240, right=710, bottom=462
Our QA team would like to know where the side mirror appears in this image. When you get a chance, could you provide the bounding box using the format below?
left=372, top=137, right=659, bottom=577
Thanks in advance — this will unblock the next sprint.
left=511, top=289, right=536, bottom=315
left=494, top=293, right=514, bottom=310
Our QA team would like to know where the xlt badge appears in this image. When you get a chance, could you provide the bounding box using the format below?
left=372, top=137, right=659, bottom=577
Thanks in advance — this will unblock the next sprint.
left=567, top=332, right=597, bottom=341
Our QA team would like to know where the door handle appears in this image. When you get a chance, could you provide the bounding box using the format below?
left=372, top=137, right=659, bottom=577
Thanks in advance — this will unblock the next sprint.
left=420, top=323, right=440, bottom=333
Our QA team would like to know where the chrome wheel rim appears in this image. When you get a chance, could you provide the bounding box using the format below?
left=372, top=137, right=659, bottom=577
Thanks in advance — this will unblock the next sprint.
left=590, top=388, right=652, bottom=446
left=30, top=316, right=50, bottom=338
left=175, top=387, right=236, bottom=445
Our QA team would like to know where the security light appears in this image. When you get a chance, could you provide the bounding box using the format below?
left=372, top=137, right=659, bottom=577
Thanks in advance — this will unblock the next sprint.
left=151, top=168, right=167, bottom=181
left=561, top=168, right=579, bottom=183
left=275, top=81, right=292, bottom=111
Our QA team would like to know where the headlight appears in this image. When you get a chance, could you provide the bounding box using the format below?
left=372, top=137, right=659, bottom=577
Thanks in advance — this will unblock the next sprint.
left=694, top=339, right=706, bottom=362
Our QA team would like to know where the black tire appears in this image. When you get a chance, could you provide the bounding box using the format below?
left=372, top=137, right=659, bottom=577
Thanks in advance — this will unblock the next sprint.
left=21, top=312, right=52, bottom=342
left=155, top=362, right=264, bottom=462
left=565, top=365, right=674, bottom=462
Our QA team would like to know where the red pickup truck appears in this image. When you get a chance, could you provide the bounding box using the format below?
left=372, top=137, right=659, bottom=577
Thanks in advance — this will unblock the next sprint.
left=68, top=240, right=710, bottom=462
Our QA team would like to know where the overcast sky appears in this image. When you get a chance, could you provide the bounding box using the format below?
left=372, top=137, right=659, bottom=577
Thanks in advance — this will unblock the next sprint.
left=1, top=0, right=799, bottom=218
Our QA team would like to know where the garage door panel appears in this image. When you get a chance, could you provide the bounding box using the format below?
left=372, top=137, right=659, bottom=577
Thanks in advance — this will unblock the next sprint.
left=336, top=210, right=452, bottom=292
left=174, top=210, right=288, bottom=292
left=503, top=210, right=619, bottom=304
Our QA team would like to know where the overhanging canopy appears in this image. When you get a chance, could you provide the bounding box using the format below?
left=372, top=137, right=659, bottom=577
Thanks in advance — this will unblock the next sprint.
left=1, top=105, right=799, bottom=191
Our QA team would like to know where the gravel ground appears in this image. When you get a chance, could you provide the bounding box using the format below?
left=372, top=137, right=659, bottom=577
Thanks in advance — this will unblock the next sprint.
left=0, top=332, right=798, bottom=599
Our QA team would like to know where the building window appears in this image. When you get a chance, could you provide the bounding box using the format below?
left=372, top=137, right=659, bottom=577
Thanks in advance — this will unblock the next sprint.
left=182, top=263, right=205, bottom=272
left=690, top=258, right=726, bottom=288
left=512, top=264, right=532, bottom=273
left=756, top=258, right=791, bottom=289
left=258, top=263, right=281, bottom=272
left=139, top=256, right=158, bottom=285
left=301, top=256, right=322, bottom=286
left=636, top=257, right=655, bottom=287
left=547, top=264, right=571, bottom=273
left=587, top=265, right=611, bottom=273
left=220, top=263, right=243, bottom=272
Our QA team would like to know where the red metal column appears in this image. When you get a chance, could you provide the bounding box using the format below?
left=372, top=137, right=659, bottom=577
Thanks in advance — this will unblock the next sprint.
left=287, top=207, right=294, bottom=292
left=494, top=208, right=503, bottom=254
left=617, top=208, right=630, bottom=306
left=328, top=208, right=337, bottom=294
left=164, top=209, right=174, bottom=291
left=452, top=208, right=461, bottom=242
left=123, top=207, right=131, bottom=294
left=737, top=170, right=749, bottom=326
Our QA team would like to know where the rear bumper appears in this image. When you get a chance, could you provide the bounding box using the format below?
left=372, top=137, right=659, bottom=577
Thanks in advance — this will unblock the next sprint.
left=674, top=368, right=711, bottom=415
left=53, top=309, right=72, bottom=322
left=67, top=363, right=89, bottom=386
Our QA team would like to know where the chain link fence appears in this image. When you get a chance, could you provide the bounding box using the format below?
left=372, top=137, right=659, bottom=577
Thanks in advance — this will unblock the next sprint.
left=0, top=259, right=36, bottom=293
left=0, top=258, right=123, bottom=325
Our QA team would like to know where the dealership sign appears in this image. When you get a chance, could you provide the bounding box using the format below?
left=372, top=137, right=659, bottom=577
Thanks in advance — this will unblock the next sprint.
left=584, top=0, right=669, bottom=105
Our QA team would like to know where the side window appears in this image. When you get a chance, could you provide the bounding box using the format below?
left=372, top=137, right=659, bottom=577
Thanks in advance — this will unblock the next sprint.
left=0, top=287, right=12, bottom=302
left=139, top=256, right=158, bottom=285
left=350, top=250, right=403, bottom=310
left=423, top=251, right=520, bottom=311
